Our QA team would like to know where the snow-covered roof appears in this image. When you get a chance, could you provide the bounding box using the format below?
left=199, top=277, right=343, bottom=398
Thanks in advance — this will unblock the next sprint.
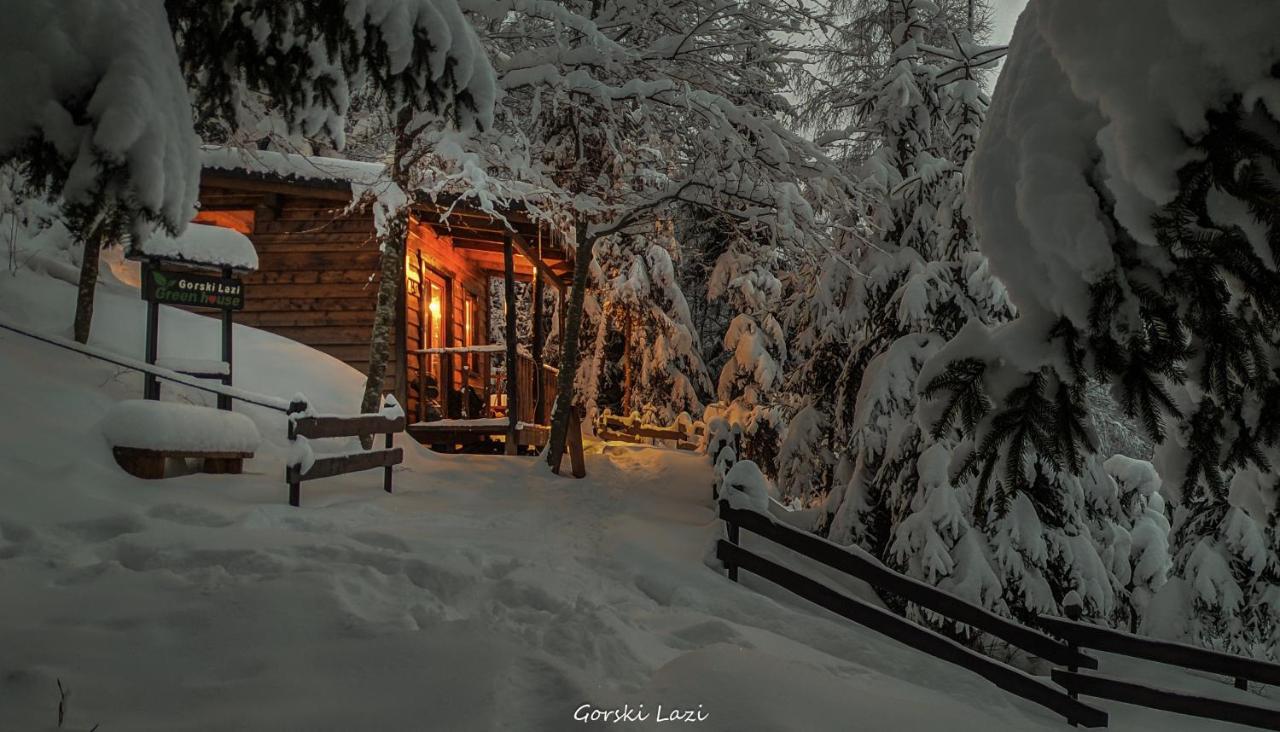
left=129, top=222, right=259, bottom=271
left=201, top=145, right=386, bottom=188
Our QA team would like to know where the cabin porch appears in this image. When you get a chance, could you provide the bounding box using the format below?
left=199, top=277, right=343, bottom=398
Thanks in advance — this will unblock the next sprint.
left=400, top=211, right=569, bottom=454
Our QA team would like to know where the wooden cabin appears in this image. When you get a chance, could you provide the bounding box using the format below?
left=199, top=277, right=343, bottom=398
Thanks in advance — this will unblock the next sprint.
left=194, top=146, right=571, bottom=450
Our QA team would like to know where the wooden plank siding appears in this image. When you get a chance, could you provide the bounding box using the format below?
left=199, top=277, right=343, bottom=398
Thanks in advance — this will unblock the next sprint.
left=190, top=170, right=544, bottom=426
left=403, top=221, right=489, bottom=420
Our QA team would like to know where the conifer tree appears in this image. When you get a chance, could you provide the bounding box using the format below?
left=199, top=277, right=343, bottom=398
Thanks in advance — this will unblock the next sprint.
left=708, top=227, right=788, bottom=479
left=921, top=0, right=1280, bottom=648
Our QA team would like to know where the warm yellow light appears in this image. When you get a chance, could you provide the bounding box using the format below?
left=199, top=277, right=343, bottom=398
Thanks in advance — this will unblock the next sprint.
left=428, top=298, right=441, bottom=317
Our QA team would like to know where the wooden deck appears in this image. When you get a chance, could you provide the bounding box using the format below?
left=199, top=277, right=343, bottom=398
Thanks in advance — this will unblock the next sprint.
left=408, top=418, right=549, bottom=452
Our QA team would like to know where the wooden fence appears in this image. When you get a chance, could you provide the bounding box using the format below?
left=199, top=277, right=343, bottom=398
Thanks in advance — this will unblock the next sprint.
left=717, top=498, right=1280, bottom=729
left=595, top=412, right=705, bottom=450
left=1038, top=615, right=1280, bottom=729
left=286, top=397, right=405, bottom=507
left=717, top=500, right=1108, bottom=727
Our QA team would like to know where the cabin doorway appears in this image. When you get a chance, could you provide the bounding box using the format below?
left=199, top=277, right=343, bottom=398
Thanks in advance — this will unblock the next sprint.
left=408, top=252, right=453, bottom=422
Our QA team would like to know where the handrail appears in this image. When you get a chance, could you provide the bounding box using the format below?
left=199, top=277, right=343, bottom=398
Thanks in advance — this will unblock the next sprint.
left=0, top=316, right=291, bottom=412
left=411, top=344, right=506, bottom=355
left=718, top=500, right=1095, bottom=669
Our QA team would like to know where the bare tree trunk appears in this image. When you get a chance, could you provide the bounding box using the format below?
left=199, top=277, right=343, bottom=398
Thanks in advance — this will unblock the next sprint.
left=546, top=226, right=595, bottom=470
left=73, top=225, right=104, bottom=344
left=360, top=210, right=409, bottom=422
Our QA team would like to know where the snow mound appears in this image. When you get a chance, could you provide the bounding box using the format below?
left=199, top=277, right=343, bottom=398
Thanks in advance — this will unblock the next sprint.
left=102, top=400, right=261, bottom=453
left=130, top=222, right=259, bottom=271
left=722, top=459, right=772, bottom=512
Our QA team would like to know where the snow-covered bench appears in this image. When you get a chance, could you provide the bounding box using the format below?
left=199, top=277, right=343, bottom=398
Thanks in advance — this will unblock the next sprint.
left=102, top=400, right=261, bottom=479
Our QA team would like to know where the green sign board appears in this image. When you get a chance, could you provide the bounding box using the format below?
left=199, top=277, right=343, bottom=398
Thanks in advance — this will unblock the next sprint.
left=143, top=268, right=245, bottom=310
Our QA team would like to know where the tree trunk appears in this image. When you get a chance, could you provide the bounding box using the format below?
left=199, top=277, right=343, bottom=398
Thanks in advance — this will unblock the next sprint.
left=73, top=225, right=104, bottom=344
left=360, top=211, right=409, bottom=424
left=546, top=226, right=596, bottom=471
left=359, top=106, right=413, bottom=440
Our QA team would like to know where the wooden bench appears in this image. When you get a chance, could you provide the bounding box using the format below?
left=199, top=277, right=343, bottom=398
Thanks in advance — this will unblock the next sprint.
left=113, top=447, right=252, bottom=479
left=103, top=399, right=260, bottom=480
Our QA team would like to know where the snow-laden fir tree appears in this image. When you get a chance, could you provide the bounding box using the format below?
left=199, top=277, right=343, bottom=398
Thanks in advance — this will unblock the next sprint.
left=920, top=0, right=1280, bottom=651
left=820, top=3, right=1013, bottom=621
left=586, top=225, right=711, bottom=424
left=1103, top=455, right=1171, bottom=632
left=707, top=226, right=788, bottom=480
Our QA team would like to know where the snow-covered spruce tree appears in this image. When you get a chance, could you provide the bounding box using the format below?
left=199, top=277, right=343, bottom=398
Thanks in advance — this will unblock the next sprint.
left=778, top=217, right=864, bottom=508
left=707, top=226, right=788, bottom=480
left=588, top=226, right=711, bottom=424
left=821, top=4, right=1011, bottom=621
left=920, top=0, right=1280, bottom=647
left=1104, top=455, right=1171, bottom=632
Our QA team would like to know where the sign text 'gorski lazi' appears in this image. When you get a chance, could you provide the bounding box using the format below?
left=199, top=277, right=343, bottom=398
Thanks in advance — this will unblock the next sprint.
left=143, top=269, right=245, bottom=311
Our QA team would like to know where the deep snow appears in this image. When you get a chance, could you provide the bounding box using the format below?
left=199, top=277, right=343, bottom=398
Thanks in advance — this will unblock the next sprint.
left=0, top=264, right=1275, bottom=730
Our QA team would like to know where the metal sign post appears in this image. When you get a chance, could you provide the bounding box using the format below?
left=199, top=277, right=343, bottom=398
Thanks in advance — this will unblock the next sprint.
left=139, top=262, right=246, bottom=409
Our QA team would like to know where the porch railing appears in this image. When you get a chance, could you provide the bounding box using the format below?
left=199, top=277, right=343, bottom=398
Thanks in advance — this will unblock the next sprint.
left=409, top=344, right=556, bottom=425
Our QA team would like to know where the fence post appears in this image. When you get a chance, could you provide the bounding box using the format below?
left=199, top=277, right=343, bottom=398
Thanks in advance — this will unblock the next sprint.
left=719, top=500, right=740, bottom=582
left=384, top=429, right=394, bottom=494
left=286, top=396, right=307, bottom=507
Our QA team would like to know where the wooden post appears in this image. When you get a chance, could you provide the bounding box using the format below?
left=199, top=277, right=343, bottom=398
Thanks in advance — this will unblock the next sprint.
left=143, top=262, right=160, bottom=401
left=219, top=266, right=233, bottom=411
left=568, top=409, right=586, bottom=478
left=532, top=266, right=546, bottom=424
left=286, top=396, right=307, bottom=507
left=460, top=354, right=470, bottom=418
left=503, top=235, right=519, bottom=454
left=415, top=250, right=427, bottom=423
left=383, top=430, right=394, bottom=494
left=723, top=500, right=740, bottom=582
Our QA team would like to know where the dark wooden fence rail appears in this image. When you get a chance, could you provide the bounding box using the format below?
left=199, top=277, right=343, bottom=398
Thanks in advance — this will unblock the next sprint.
left=1050, top=671, right=1280, bottom=731
left=286, top=396, right=405, bottom=507
left=715, top=540, right=1108, bottom=728
left=718, top=501, right=1096, bottom=669
left=1038, top=615, right=1280, bottom=728
left=718, top=497, right=1280, bottom=730
left=1038, top=615, right=1280, bottom=688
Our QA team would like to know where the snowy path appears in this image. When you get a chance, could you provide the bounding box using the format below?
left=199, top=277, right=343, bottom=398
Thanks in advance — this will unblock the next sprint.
left=4, top=428, right=1268, bottom=731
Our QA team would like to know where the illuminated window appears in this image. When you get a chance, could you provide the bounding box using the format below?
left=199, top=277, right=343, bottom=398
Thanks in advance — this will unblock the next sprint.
left=193, top=209, right=254, bottom=234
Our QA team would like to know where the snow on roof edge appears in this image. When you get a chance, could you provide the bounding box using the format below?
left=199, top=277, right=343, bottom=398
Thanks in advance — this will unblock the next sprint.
left=200, top=145, right=387, bottom=188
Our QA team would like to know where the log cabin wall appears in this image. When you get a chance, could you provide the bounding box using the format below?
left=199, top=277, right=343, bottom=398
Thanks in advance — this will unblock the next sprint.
left=404, top=220, right=490, bottom=421
left=197, top=174, right=395, bottom=394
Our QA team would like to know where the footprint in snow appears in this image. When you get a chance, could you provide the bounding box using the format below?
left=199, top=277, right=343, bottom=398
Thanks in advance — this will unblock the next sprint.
left=668, top=619, right=751, bottom=650
left=146, top=503, right=235, bottom=528
left=58, top=513, right=146, bottom=543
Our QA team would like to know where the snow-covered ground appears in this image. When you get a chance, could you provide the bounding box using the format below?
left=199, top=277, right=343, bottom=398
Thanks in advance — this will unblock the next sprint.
left=1, top=264, right=1275, bottom=731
